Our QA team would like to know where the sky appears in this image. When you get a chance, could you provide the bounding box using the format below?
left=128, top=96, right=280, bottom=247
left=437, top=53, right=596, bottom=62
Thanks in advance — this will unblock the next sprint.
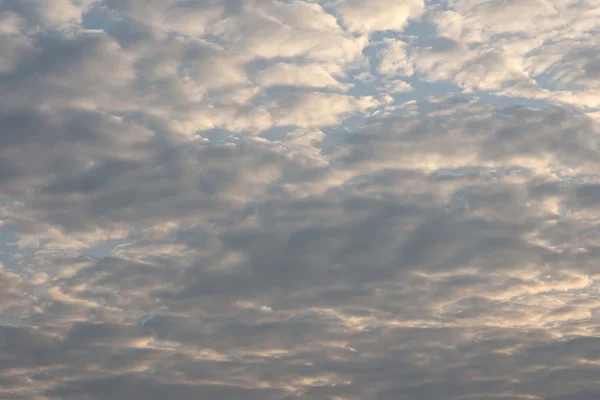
left=3, top=0, right=600, bottom=399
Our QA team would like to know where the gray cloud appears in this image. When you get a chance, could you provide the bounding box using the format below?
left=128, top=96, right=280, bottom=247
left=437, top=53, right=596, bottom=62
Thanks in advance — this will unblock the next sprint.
left=2, top=1, right=600, bottom=399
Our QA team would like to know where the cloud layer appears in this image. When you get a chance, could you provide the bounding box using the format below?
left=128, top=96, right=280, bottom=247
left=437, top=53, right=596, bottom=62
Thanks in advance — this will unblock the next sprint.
left=2, top=1, right=600, bottom=399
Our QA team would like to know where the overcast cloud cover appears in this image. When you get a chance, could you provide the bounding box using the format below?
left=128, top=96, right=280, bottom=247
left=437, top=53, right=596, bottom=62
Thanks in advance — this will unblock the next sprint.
left=3, top=0, right=600, bottom=399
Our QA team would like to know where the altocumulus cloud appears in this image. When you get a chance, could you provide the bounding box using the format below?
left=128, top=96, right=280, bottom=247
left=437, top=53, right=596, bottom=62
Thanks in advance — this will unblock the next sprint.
left=3, top=0, right=600, bottom=399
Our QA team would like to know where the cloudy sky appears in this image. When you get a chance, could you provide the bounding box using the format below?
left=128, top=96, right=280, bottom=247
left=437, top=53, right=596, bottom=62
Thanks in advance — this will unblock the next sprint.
left=3, top=0, right=600, bottom=399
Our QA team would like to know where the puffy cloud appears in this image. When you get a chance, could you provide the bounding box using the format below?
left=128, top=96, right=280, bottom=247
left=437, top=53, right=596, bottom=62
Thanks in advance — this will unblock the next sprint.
left=331, top=0, right=424, bottom=34
left=417, top=0, right=600, bottom=106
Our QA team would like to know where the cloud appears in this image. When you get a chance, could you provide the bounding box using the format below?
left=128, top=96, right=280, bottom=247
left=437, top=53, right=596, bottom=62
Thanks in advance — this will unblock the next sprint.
left=267, top=92, right=380, bottom=128
left=417, top=0, right=600, bottom=106
left=2, top=1, right=600, bottom=399
left=255, top=62, right=349, bottom=90
left=332, top=0, right=424, bottom=34
left=378, top=39, right=414, bottom=77
left=0, top=0, right=95, bottom=31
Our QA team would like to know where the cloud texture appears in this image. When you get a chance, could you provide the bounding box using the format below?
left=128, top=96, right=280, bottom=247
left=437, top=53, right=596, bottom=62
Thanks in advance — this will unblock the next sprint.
left=2, top=0, right=600, bottom=399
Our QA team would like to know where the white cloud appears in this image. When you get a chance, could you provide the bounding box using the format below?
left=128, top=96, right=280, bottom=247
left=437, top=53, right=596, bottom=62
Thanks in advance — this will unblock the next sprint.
left=268, top=92, right=380, bottom=128
left=209, top=0, right=366, bottom=63
left=424, top=0, right=600, bottom=106
left=332, top=0, right=424, bottom=33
